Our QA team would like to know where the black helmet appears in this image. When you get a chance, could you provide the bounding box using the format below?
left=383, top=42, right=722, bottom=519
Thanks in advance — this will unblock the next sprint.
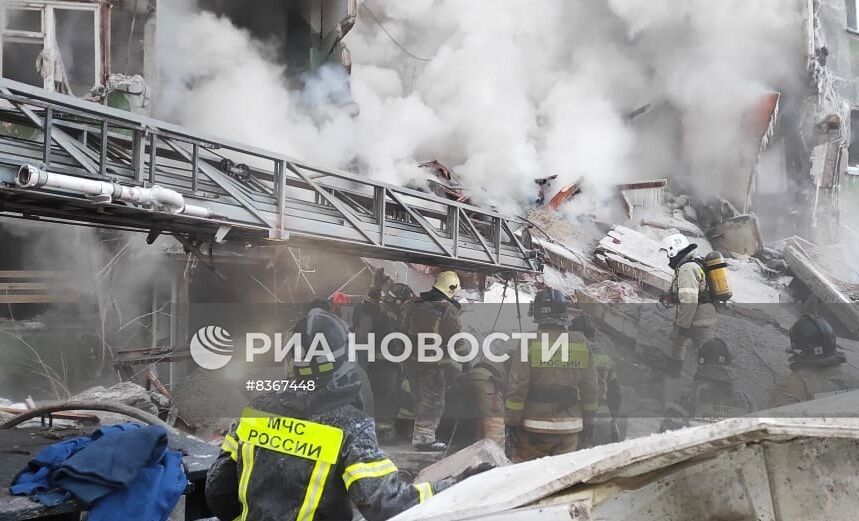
left=531, top=288, right=570, bottom=327
left=788, top=314, right=841, bottom=363
left=289, top=308, right=359, bottom=393
left=569, top=314, right=595, bottom=340
left=696, top=338, right=735, bottom=382
left=384, top=282, right=415, bottom=304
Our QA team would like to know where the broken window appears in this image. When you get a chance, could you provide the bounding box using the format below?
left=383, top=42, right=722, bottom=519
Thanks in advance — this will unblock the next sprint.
left=0, top=2, right=101, bottom=95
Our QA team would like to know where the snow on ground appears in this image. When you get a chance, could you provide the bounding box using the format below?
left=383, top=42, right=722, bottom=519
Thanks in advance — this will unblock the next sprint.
left=726, top=258, right=790, bottom=303
left=541, top=266, right=586, bottom=296
left=480, top=281, right=536, bottom=304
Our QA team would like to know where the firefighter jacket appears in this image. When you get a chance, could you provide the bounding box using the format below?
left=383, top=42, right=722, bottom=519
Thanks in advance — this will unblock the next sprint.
left=670, top=253, right=717, bottom=329
left=504, top=329, right=599, bottom=434
left=205, top=390, right=450, bottom=521
left=404, top=288, right=462, bottom=359
left=660, top=379, right=755, bottom=431
left=353, top=297, right=407, bottom=358
left=768, top=363, right=859, bottom=408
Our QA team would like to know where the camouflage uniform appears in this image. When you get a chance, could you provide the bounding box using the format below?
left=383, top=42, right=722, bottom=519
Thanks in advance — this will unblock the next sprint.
left=768, top=364, right=859, bottom=408
left=669, top=253, right=717, bottom=363
left=206, top=391, right=451, bottom=521
left=504, top=329, right=599, bottom=462
left=404, top=288, right=462, bottom=447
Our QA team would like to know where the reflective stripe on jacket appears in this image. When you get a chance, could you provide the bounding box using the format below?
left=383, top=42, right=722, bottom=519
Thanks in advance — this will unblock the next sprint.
left=504, top=329, right=599, bottom=434
left=672, top=260, right=717, bottom=328
left=206, top=398, right=449, bottom=521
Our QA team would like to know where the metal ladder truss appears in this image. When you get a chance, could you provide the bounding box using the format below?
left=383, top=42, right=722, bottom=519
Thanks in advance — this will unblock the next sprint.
left=0, top=78, right=540, bottom=274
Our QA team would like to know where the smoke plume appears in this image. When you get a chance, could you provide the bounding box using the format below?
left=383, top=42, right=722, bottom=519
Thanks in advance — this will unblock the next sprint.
left=156, top=0, right=804, bottom=215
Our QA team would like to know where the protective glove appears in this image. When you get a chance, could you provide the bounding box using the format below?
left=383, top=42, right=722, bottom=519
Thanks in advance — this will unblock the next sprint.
left=453, top=462, right=496, bottom=483
left=659, top=292, right=677, bottom=309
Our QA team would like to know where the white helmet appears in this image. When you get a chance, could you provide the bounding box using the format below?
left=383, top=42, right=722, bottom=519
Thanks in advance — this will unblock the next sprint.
left=659, top=233, right=691, bottom=259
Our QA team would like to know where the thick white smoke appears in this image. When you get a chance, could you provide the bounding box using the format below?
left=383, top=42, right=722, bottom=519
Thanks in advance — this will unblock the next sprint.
left=157, top=0, right=803, bottom=215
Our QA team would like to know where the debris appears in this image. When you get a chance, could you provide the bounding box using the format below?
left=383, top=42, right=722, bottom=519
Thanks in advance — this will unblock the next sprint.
left=391, top=401, right=859, bottom=521
left=807, top=141, right=843, bottom=243
left=623, top=103, right=652, bottom=121
left=709, top=214, right=763, bottom=256
left=594, top=226, right=673, bottom=293
left=71, top=381, right=169, bottom=416
left=416, top=439, right=510, bottom=483
left=534, top=174, right=558, bottom=205
left=618, top=179, right=667, bottom=219
left=575, top=290, right=641, bottom=341
left=783, top=238, right=859, bottom=334
left=766, top=259, right=788, bottom=273
left=682, top=204, right=698, bottom=223
left=419, top=160, right=471, bottom=203
left=579, top=281, right=641, bottom=303
left=758, top=246, right=784, bottom=262
left=547, top=177, right=584, bottom=210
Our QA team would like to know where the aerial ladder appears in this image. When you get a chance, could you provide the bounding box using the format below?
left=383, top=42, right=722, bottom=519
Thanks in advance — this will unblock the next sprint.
left=0, top=77, right=541, bottom=275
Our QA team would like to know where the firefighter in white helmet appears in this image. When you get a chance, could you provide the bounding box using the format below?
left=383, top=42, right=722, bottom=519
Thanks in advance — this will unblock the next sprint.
left=658, top=234, right=717, bottom=377
left=403, top=271, right=463, bottom=451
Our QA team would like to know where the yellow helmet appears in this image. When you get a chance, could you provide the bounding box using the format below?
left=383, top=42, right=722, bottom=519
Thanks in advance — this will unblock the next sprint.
left=433, top=271, right=461, bottom=299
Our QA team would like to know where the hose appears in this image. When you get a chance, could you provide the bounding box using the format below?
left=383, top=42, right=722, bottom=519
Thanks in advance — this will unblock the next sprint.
left=0, top=400, right=176, bottom=433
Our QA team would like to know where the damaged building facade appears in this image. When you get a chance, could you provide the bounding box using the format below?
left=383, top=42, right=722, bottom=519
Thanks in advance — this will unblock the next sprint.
left=0, top=1, right=859, bottom=519
left=0, top=0, right=361, bottom=399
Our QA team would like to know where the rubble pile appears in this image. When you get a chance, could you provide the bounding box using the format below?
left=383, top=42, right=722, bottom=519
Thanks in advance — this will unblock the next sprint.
left=580, top=281, right=641, bottom=304
left=71, top=381, right=170, bottom=416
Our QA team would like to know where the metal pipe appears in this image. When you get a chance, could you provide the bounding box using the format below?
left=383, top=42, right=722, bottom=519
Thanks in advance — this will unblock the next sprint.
left=16, top=164, right=212, bottom=218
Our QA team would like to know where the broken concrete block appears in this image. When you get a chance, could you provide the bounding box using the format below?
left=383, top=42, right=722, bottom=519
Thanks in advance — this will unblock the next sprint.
left=595, top=226, right=673, bottom=293
left=72, top=381, right=166, bottom=415
left=759, top=246, right=783, bottom=262
left=783, top=239, right=859, bottom=334
left=709, top=214, right=762, bottom=256
left=415, top=438, right=510, bottom=483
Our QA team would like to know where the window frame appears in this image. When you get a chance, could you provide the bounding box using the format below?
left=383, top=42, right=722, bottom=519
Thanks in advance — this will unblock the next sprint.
left=848, top=0, right=859, bottom=33
left=0, top=1, right=102, bottom=93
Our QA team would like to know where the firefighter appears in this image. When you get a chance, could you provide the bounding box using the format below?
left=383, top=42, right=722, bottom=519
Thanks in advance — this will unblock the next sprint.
left=353, top=269, right=414, bottom=441
left=205, top=308, right=491, bottom=521
left=659, top=338, right=755, bottom=431
left=571, top=315, right=624, bottom=445
left=768, top=314, right=859, bottom=408
left=658, top=234, right=718, bottom=377
left=468, top=351, right=508, bottom=449
left=504, top=288, right=599, bottom=462
left=404, top=271, right=463, bottom=452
